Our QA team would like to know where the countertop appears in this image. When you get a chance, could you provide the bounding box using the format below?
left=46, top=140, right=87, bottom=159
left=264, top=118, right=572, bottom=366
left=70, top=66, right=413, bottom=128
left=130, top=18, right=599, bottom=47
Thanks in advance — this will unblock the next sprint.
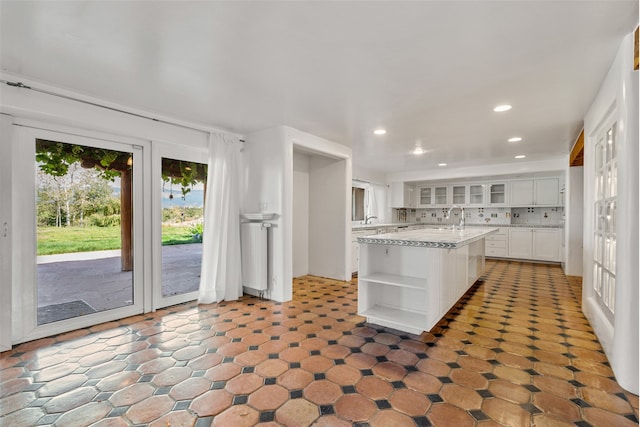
left=352, top=222, right=417, bottom=230
left=356, top=227, right=499, bottom=249
left=353, top=222, right=562, bottom=230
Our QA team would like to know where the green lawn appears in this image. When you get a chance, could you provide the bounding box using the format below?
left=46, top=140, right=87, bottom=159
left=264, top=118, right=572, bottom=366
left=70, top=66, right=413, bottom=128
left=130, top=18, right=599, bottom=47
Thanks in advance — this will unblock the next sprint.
left=162, top=225, right=198, bottom=246
left=37, top=225, right=197, bottom=255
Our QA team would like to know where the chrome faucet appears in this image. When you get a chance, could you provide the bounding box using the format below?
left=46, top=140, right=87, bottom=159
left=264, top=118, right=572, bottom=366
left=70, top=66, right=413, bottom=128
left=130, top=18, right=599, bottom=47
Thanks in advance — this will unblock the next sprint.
left=446, top=205, right=465, bottom=229
left=364, top=215, right=378, bottom=224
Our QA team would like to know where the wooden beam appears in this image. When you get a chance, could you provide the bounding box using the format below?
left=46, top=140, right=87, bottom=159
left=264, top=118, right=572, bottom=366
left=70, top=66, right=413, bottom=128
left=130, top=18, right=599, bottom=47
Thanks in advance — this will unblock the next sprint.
left=120, top=169, right=133, bottom=272
left=570, top=129, right=584, bottom=167
left=634, top=26, right=638, bottom=71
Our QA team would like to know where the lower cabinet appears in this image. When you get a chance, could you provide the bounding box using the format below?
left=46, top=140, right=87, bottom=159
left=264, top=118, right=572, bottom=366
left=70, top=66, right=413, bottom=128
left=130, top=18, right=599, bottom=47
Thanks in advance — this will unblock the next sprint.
left=508, top=229, right=534, bottom=259
left=532, top=229, right=561, bottom=261
left=508, top=228, right=560, bottom=261
left=485, top=228, right=508, bottom=257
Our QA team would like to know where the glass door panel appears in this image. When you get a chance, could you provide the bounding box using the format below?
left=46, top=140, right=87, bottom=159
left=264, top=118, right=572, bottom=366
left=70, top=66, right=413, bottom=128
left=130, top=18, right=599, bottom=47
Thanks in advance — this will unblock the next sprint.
left=593, top=122, right=617, bottom=321
left=160, top=157, right=207, bottom=299
left=434, top=186, right=448, bottom=205
left=452, top=185, right=467, bottom=205
left=153, top=142, right=208, bottom=309
left=469, top=185, right=484, bottom=205
left=35, top=138, right=137, bottom=325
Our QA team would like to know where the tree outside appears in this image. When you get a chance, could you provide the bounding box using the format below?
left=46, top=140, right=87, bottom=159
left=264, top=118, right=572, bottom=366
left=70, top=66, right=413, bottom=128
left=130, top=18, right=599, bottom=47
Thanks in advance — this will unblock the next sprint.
left=36, top=140, right=207, bottom=256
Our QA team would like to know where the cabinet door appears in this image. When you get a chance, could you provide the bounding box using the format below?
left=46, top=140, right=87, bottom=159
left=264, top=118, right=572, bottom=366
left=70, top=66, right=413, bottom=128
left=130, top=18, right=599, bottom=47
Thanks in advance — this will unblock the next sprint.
left=509, top=229, right=533, bottom=259
left=390, top=182, right=405, bottom=208
left=390, top=182, right=417, bottom=208
left=434, top=186, right=448, bottom=206
left=534, top=178, right=559, bottom=206
left=418, top=186, right=433, bottom=207
left=405, top=184, right=416, bottom=208
left=469, top=184, right=485, bottom=205
left=532, top=229, right=560, bottom=261
left=451, top=185, right=467, bottom=206
left=510, top=180, right=534, bottom=206
left=488, top=183, right=507, bottom=206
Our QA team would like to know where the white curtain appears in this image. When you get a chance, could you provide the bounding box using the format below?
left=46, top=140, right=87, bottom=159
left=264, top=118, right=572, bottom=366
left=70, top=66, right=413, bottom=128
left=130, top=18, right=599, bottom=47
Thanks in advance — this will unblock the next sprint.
left=198, top=132, right=242, bottom=304
left=366, top=183, right=378, bottom=219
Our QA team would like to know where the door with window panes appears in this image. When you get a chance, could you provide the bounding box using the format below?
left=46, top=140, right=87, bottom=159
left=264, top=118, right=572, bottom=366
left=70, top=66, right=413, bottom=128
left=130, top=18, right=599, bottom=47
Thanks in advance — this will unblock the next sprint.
left=593, top=123, right=617, bottom=322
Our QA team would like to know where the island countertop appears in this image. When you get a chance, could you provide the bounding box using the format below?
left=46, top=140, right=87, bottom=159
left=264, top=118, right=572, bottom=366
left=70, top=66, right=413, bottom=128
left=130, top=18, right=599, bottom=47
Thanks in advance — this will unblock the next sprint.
left=356, top=226, right=499, bottom=249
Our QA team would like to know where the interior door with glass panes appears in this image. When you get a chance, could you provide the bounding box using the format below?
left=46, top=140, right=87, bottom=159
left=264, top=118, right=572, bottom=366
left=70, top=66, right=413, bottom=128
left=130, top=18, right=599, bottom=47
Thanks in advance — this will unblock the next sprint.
left=593, top=122, right=617, bottom=323
left=153, top=142, right=208, bottom=309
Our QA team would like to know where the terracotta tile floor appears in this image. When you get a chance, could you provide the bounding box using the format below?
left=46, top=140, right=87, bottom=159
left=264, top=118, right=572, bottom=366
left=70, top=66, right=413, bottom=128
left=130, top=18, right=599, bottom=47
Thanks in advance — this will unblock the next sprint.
left=1, top=260, right=638, bottom=426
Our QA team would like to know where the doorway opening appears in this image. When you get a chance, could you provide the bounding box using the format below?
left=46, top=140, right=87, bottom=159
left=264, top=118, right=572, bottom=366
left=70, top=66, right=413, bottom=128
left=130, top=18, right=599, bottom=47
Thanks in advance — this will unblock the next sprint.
left=35, top=139, right=135, bottom=325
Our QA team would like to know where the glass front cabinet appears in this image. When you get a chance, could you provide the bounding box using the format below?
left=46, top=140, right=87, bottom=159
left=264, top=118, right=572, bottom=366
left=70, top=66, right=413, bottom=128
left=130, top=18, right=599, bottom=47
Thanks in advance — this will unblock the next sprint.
left=417, top=186, right=433, bottom=207
left=487, top=182, right=507, bottom=206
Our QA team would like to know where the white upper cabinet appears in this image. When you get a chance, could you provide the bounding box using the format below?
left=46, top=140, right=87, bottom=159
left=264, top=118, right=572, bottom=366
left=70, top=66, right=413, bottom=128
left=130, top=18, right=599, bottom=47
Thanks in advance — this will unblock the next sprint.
left=390, top=182, right=416, bottom=208
left=468, top=184, right=485, bottom=206
left=392, top=174, right=561, bottom=210
left=487, top=182, right=507, bottom=206
left=510, top=178, right=559, bottom=206
left=451, top=184, right=468, bottom=206
left=509, top=180, right=535, bottom=205
left=534, top=178, right=560, bottom=205
left=417, top=186, right=433, bottom=207
left=433, top=185, right=449, bottom=207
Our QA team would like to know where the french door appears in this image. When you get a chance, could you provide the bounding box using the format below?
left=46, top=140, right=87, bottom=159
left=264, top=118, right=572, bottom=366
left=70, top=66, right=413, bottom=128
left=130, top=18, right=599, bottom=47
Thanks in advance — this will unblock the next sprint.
left=13, top=125, right=147, bottom=342
left=153, top=142, right=208, bottom=309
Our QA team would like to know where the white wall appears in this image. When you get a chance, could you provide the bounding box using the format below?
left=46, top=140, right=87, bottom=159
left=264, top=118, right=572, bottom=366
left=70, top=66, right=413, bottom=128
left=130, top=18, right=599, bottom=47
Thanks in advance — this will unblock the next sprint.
left=309, top=156, right=349, bottom=279
left=288, top=127, right=352, bottom=283
left=566, top=166, right=583, bottom=276
left=292, top=152, right=310, bottom=277
left=242, top=126, right=290, bottom=302
left=582, top=30, right=638, bottom=394
left=243, top=126, right=352, bottom=301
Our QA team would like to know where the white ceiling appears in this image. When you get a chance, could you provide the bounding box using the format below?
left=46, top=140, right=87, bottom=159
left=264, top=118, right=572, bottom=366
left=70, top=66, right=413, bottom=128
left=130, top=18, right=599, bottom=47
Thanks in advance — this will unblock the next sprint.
left=1, top=1, right=637, bottom=173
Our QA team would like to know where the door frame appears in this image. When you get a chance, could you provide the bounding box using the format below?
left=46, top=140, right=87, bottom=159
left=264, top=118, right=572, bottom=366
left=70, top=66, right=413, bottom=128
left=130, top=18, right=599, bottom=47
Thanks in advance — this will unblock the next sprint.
left=152, top=141, right=208, bottom=310
left=11, top=120, right=151, bottom=343
left=1, top=114, right=14, bottom=351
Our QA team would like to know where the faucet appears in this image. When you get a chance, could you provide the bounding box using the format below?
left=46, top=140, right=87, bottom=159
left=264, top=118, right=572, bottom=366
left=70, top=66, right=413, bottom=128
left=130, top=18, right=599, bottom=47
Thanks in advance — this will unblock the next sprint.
left=364, top=215, right=378, bottom=224
left=446, top=205, right=465, bottom=229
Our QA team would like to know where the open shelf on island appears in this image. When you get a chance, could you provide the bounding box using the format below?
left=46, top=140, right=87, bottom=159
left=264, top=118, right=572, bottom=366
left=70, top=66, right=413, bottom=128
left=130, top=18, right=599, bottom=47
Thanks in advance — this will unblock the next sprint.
left=359, top=272, right=425, bottom=290
left=361, top=304, right=427, bottom=334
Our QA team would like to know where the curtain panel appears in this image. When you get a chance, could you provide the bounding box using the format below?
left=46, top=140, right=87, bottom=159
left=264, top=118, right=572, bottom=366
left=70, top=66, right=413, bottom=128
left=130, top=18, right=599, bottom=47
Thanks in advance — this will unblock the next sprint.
left=198, top=132, right=242, bottom=303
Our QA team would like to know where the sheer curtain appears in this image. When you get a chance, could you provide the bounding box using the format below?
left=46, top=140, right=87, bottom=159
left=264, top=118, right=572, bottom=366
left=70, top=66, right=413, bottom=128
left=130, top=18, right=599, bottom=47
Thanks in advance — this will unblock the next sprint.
left=366, top=183, right=378, bottom=220
left=198, top=132, right=242, bottom=303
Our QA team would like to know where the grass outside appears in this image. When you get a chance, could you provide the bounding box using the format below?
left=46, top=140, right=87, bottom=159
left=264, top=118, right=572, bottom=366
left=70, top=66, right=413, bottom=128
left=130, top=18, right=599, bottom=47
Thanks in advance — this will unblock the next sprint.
left=37, top=225, right=197, bottom=255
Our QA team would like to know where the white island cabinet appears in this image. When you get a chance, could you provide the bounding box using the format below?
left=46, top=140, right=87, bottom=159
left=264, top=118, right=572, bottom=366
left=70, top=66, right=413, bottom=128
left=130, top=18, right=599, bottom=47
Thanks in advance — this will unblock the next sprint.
left=357, top=227, right=497, bottom=334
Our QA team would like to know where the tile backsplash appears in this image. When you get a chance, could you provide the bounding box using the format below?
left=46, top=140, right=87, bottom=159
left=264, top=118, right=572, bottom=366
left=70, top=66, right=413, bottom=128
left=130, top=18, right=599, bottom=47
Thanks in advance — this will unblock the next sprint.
left=397, top=207, right=563, bottom=226
left=510, top=207, right=563, bottom=225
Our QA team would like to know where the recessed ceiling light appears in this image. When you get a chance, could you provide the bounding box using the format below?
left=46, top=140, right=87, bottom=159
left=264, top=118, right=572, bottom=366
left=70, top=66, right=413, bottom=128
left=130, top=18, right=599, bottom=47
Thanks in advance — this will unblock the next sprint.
left=508, top=137, right=522, bottom=142
left=493, top=104, right=512, bottom=112
left=515, top=155, right=526, bottom=159
left=438, top=163, right=447, bottom=167
left=413, top=147, right=426, bottom=155
left=373, top=129, right=386, bottom=135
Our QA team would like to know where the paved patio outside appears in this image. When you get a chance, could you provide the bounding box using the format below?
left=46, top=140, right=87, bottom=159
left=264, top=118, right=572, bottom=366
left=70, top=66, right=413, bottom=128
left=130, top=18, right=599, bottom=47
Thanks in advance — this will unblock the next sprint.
left=37, top=243, right=202, bottom=324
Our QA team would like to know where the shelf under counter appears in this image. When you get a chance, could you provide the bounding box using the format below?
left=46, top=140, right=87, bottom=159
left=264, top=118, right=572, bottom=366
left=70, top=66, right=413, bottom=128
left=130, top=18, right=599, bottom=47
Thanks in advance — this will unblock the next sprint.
left=360, top=304, right=428, bottom=335
left=358, top=272, right=425, bottom=290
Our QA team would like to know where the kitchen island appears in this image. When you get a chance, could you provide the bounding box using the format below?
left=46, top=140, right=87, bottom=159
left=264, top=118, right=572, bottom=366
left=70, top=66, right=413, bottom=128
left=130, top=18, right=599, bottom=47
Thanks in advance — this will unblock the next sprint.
left=357, top=227, right=498, bottom=335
